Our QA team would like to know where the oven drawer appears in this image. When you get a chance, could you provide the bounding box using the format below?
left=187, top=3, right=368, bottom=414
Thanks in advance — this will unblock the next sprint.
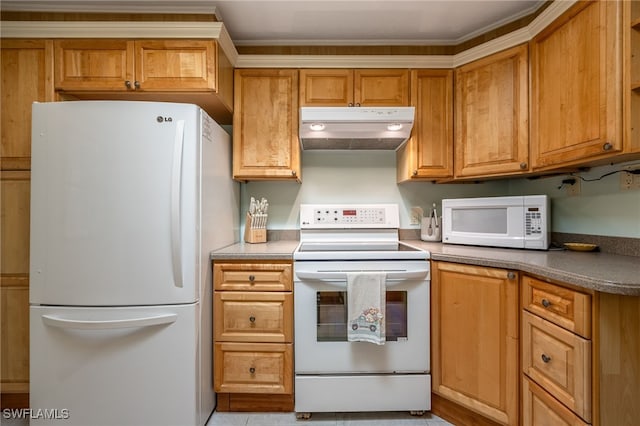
left=214, top=292, right=293, bottom=343
left=214, top=262, right=292, bottom=292
left=522, top=311, right=591, bottom=422
left=214, top=342, right=293, bottom=394
left=522, top=276, right=591, bottom=339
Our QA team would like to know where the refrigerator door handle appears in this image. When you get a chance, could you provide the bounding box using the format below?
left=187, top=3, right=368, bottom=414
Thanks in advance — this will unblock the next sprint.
left=41, top=313, right=178, bottom=330
left=170, top=120, right=185, bottom=288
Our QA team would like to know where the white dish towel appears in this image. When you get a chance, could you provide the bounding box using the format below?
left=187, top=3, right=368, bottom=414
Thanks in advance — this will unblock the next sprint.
left=347, top=272, right=386, bottom=345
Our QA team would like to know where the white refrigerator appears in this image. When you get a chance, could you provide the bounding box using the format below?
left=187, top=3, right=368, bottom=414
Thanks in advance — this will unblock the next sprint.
left=29, top=101, right=239, bottom=425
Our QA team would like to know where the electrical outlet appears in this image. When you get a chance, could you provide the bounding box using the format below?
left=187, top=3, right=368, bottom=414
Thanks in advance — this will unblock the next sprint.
left=620, top=169, right=640, bottom=190
left=566, top=178, right=581, bottom=196
left=409, top=207, right=423, bottom=225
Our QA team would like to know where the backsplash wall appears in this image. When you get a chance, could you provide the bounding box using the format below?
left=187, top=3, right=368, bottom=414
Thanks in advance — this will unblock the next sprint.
left=241, top=151, right=640, bottom=238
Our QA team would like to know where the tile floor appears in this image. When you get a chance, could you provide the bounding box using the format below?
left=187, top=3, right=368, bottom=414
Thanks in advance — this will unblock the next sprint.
left=206, top=411, right=453, bottom=426
left=2, top=410, right=453, bottom=426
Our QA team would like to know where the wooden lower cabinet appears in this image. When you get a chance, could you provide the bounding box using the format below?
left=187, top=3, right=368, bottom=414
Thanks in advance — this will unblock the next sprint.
left=212, top=260, right=293, bottom=411
left=522, top=275, right=640, bottom=426
left=431, top=261, right=519, bottom=425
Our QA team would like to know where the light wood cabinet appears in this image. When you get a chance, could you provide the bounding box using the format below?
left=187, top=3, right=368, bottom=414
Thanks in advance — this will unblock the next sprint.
left=299, top=69, right=409, bottom=107
left=530, top=0, right=640, bottom=170
left=454, top=44, right=529, bottom=179
left=213, top=260, right=293, bottom=411
left=1, top=39, right=55, bottom=408
left=397, top=69, right=453, bottom=182
left=232, top=69, right=301, bottom=182
left=54, top=39, right=233, bottom=123
left=431, top=261, right=519, bottom=425
left=521, top=275, right=640, bottom=426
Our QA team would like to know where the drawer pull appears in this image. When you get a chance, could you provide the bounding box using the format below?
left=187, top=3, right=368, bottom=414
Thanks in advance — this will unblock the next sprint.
left=507, top=271, right=516, bottom=280
left=249, top=367, right=256, bottom=374
left=248, top=275, right=256, bottom=283
left=541, top=354, right=552, bottom=363
left=249, top=316, right=256, bottom=323
left=541, top=298, right=551, bottom=308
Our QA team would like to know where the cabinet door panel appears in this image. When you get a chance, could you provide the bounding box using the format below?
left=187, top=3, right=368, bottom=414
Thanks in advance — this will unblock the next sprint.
left=299, top=69, right=353, bottom=106
left=135, top=40, right=216, bottom=91
left=54, top=39, right=134, bottom=91
left=522, top=376, right=589, bottom=426
left=432, top=261, right=519, bottom=425
left=397, top=69, right=453, bottom=181
left=531, top=0, right=623, bottom=169
left=455, top=44, right=529, bottom=178
left=233, top=69, right=300, bottom=180
left=355, top=69, right=410, bottom=106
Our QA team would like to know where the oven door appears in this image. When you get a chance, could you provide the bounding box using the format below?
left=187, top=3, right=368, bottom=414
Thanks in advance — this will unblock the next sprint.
left=294, top=260, right=430, bottom=374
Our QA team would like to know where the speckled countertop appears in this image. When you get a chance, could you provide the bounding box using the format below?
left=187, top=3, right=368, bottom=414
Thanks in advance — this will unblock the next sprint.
left=211, top=240, right=640, bottom=296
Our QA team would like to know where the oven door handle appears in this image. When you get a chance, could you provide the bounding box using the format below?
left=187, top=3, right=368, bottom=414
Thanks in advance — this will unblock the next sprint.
left=295, top=269, right=429, bottom=281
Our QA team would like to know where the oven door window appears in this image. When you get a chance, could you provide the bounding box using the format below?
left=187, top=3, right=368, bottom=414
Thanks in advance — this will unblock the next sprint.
left=316, top=291, right=407, bottom=342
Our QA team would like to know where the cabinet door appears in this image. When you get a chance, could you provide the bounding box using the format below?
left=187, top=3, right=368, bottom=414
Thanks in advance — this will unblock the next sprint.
left=397, top=69, right=453, bottom=181
left=455, top=44, right=529, bottom=178
left=1, top=39, right=54, bottom=169
left=531, top=0, right=623, bottom=170
left=54, top=39, right=134, bottom=91
left=431, top=261, right=519, bottom=425
left=134, top=40, right=216, bottom=91
left=355, top=69, right=410, bottom=106
left=233, top=69, right=301, bottom=181
left=0, top=171, right=31, bottom=398
left=299, top=69, right=353, bottom=106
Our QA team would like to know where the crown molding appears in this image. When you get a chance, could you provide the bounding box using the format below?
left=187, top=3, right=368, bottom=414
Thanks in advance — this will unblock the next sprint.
left=0, top=20, right=239, bottom=64
left=0, top=0, right=576, bottom=69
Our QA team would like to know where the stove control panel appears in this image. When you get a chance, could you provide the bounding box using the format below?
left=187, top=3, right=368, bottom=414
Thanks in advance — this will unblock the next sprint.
left=300, top=204, right=400, bottom=228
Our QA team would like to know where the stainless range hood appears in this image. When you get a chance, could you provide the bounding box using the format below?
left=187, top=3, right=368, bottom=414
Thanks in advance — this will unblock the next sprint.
left=299, top=107, right=415, bottom=150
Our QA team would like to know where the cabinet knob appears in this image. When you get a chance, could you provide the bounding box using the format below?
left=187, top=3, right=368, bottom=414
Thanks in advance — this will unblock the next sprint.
left=291, top=170, right=297, bottom=177
left=520, top=162, right=528, bottom=170
left=249, top=367, right=256, bottom=374
left=507, top=271, right=516, bottom=280
left=134, top=81, right=141, bottom=89
left=348, top=103, right=354, bottom=107
left=125, top=80, right=132, bottom=89
left=541, top=354, right=551, bottom=363
left=248, top=275, right=255, bottom=283
left=412, top=170, right=418, bottom=176
left=541, top=298, right=551, bottom=308
left=603, top=142, right=613, bottom=151
left=249, top=315, right=256, bottom=323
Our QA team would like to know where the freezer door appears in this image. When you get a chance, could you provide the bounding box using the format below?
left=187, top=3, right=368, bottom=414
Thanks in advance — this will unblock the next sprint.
left=30, top=101, right=201, bottom=305
left=30, top=304, right=211, bottom=426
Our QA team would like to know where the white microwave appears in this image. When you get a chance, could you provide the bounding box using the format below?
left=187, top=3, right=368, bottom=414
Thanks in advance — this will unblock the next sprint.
left=442, top=195, right=550, bottom=250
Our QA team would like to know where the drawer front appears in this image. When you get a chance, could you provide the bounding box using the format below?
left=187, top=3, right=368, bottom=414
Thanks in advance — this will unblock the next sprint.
left=522, top=376, right=589, bottom=426
left=522, top=311, right=591, bottom=422
left=214, top=342, right=293, bottom=394
left=214, top=262, right=292, bottom=291
left=522, top=276, right=591, bottom=338
left=214, top=292, right=293, bottom=342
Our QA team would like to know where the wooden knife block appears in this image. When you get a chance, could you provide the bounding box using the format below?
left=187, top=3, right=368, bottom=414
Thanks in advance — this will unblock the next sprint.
left=244, top=213, right=267, bottom=244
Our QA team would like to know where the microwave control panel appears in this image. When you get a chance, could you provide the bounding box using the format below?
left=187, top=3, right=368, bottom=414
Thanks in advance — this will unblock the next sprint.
left=525, top=208, right=543, bottom=235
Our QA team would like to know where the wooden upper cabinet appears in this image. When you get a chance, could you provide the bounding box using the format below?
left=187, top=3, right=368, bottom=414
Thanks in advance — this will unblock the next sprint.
left=454, top=44, right=529, bottom=179
left=1, top=39, right=55, bottom=170
left=397, top=69, right=453, bottom=182
left=53, top=39, right=233, bottom=123
left=299, top=69, right=409, bottom=106
left=531, top=0, right=625, bottom=170
left=233, top=69, right=301, bottom=181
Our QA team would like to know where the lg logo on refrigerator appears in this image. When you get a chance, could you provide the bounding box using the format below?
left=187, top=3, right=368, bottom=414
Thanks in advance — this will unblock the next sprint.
left=156, top=116, right=173, bottom=123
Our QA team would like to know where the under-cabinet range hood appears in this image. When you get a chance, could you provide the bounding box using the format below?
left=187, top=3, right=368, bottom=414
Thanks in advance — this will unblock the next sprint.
left=299, top=106, right=415, bottom=150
